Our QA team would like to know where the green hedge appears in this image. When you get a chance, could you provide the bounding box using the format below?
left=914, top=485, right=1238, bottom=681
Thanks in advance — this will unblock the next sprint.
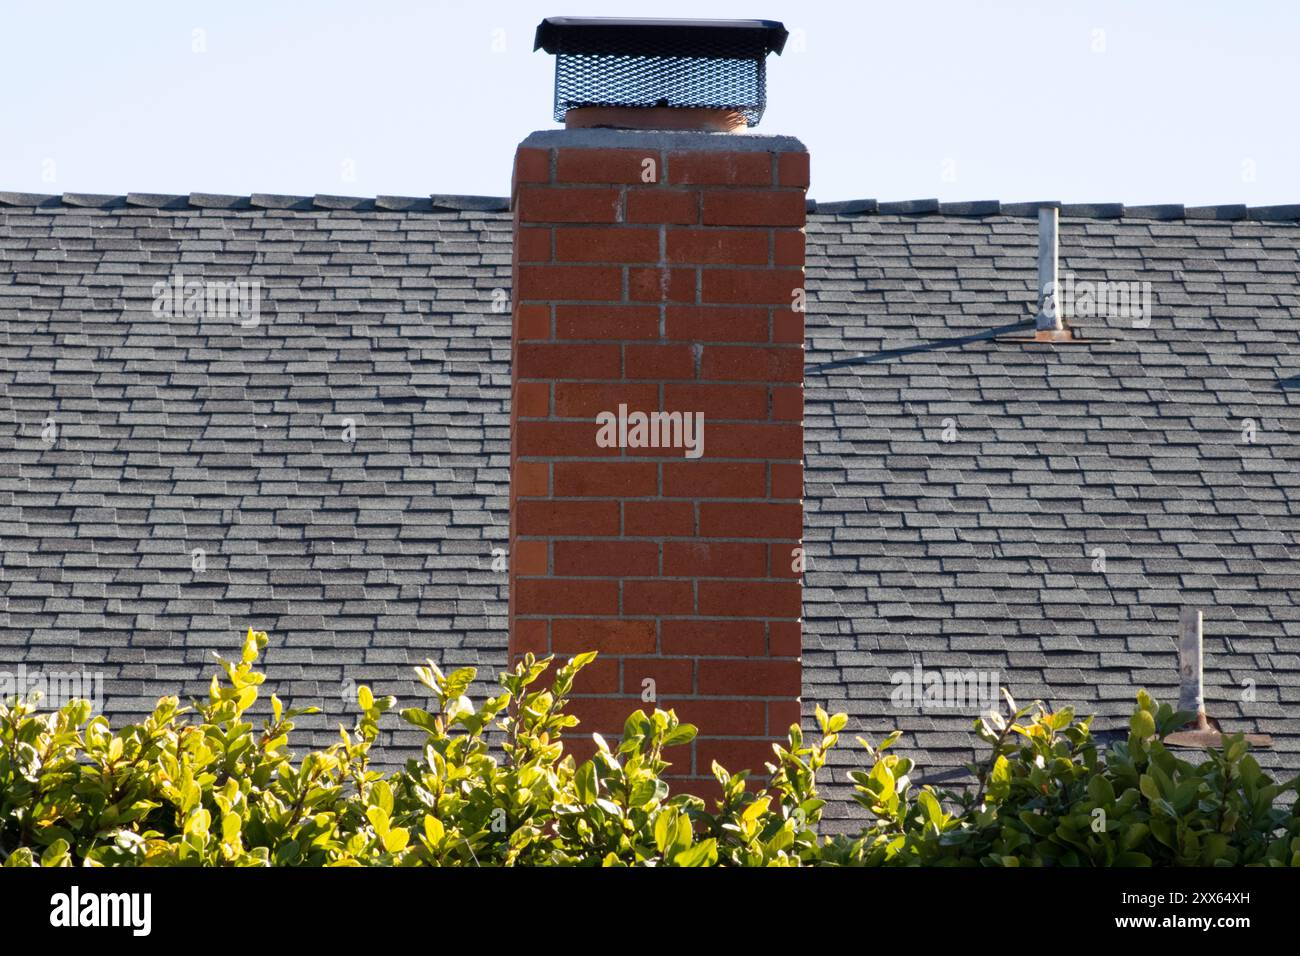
left=2, top=630, right=1297, bottom=866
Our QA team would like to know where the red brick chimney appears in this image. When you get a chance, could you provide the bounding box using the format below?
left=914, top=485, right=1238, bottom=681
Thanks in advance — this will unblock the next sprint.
left=509, top=17, right=804, bottom=793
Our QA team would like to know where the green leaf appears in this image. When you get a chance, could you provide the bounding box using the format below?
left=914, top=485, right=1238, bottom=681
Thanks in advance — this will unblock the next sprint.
left=673, top=838, right=718, bottom=867
left=917, top=790, right=945, bottom=829
left=366, top=805, right=390, bottom=837
left=1138, top=774, right=1161, bottom=803
left=987, top=755, right=1011, bottom=802
left=662, top=724, right=697, bottom=748
left=628, top=776, right=668, bottom=808
left=654, top=811, right=675, bottom=854
left=1130, top=710, right=1156, bottom=739
left=575, top=760, right=599, bottom=804
left=40, top=839, right=70, bottom=867
left=383, top=827, right=410, bottom=853
left=401, top=708, right=441, bottom=735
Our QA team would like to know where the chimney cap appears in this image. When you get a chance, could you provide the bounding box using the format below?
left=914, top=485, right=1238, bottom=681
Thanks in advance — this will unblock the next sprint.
left=534, top=17, right=789, bottom=128
left=534, top=17, right=789, bottom=56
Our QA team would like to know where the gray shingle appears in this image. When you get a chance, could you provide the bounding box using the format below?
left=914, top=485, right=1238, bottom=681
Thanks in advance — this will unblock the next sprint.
left=2, top=193, right=1298, bottom=829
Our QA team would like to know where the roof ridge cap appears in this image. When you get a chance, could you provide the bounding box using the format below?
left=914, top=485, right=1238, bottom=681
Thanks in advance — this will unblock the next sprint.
left=0, top=189, right=1294, bottom=221
left=807, top=198, right=1300, bottom=222
left=0, top=190, right=511, bottom=212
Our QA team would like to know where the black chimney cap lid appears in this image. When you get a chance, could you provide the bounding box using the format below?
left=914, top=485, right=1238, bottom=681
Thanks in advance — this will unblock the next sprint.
left=534, top=17, right=789, bottom=56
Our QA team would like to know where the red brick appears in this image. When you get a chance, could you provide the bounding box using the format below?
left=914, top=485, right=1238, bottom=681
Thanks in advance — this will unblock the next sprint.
left=624, top=579, right=694, bottom=615
left=699, top=659, right=801, bottom=696
left=773, top=229, right=804, bottom=266
left=553, top=461, right=658, bottom=497
left=663, top=540, right=766, bottom=577
left=623, top=659, right=693, bottom=695
left=664, top=383, right=767, bottom=420
left=517, top=421, right=617, bottom=457
left=514, top=147, right=551, bottom=185
left=517, top=264, right=621, bottom=302
left=668, top=151, right=773, bottom=186
left=564, top=735, right=601, bottom=765
left=767, top=699, right=803, bottom=735
left=699, top=580, right=800, bottom=618
left=624, top=500, right=695, bottom=537
left=516, top=499, right=620, bottom=536
left=514, top=539, right=549, bottom=575
left=778, top=152, right=810, bottom=188
left=702, top=268, right=803, bottom=306
left=700, top=501, right=801, bottom=538
left=514, top=380, right=549, bottom=418
left=771, top=385, right=803, bottom=421
left=662, top=620, right=766, bottom=657
left=624, top=446, right=697, bottom=462
left=516, top=343, right=620, bottom=378
left=626, top=189, right=699, bottom=225
left=514, top=460, right=549, bottom=497
left=770, top=462, right=802, bottom=500
left=554, top=382, right=658, bottom=418
left=661, top=760, right=698, bottom=782
left=567, top=696, right=648, bottom=734
left=621, top=509, right=702, bottom=546
left=665, top=306, right=768, bottom=343
left=701, top=346, right=802, bottom=383
left=515, top=578, right=619, bottom=615
left=665, top=777, right=742, bottom=800
left=511, top=140, right=806, bottom=762
left=556, top=304, right=659, bottom=341
left=663, top=461, right=765, bottom=498
left=569, top=658, right=619, bottom=694
left=553, top=618, right=657, bottom=654
left=666, top=228, right=768, bottom=265
left=702, top=190, right=805, bottom=227
left=516, top=186, right=619, bottom=223
left=513, top=618, right=549, bottom=655
left=696, top=739, right=777, bottom=775
left=768, top=543, right=802, bottom=578
left=516, top=303, right=551, bottom=341
left=768, top=621, right=802, bottom=657
left=625, top=344, right=695, bottom=380
left=773, top=310, right=804, bottom=344
left=662, top=698, right=765, bottom=735
left=555, top=227, right=660, bottom=264
left=629, top=267, right=695, bottom=303
left=705, top=423, right=803, bottom=459
left=554, top=540, right=659, bottom=576
left=516, top=226, right=552, bottom=262
left=557, top=148, right=657, bottom=184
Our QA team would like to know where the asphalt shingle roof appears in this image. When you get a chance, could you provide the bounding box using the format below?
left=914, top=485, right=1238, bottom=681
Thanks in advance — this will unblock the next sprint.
left=2, top=191, right=1297, bottom=824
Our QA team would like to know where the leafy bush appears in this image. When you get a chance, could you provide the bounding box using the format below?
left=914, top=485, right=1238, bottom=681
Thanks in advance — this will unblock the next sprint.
left=830, top=690, right=1300, bottom=866
left=2, top=630, right=1297, bottom=866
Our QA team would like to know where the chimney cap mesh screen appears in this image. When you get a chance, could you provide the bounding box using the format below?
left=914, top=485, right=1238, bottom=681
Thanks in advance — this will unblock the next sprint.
left=534, top=17, right=788, bottom=127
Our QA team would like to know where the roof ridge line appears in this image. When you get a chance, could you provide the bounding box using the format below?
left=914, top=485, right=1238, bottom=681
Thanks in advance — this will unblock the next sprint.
left=806, top=198, right=1300, bottom=222
left=0, top=189, right=1296, bottom=222
left=0, top=191, right=511, bottom=213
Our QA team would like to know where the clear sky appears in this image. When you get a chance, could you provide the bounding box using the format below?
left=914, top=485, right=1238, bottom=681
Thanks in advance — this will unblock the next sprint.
left=2, top=0, right=1296, bottom=206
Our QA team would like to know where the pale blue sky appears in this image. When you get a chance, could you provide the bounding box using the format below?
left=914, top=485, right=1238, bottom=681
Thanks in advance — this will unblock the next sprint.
left=2, top=0, right=1296, bottom=205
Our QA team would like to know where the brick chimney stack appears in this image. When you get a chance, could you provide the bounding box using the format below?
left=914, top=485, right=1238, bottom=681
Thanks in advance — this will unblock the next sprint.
left=509, top=17, right=804, bottom=794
